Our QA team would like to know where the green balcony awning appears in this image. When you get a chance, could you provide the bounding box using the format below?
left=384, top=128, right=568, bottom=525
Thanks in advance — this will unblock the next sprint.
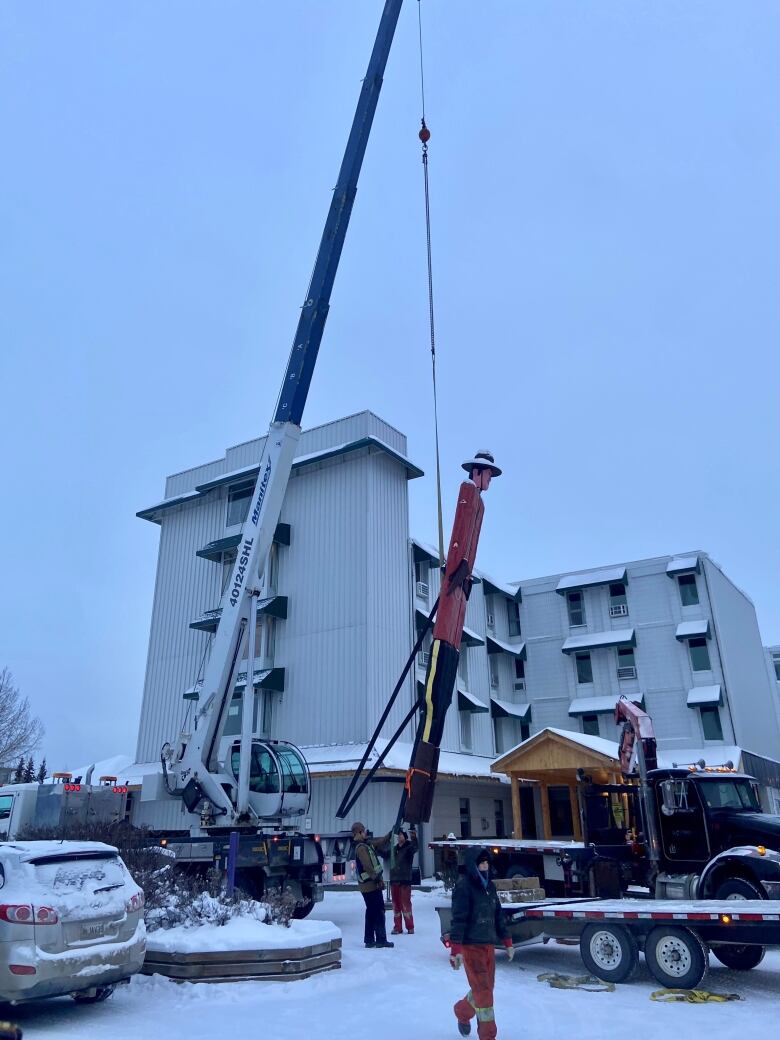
left=481, top=575, right=521, bottom=603
left=196, top=523, right=291, bottom=562
left=234, top=667, right=285, bottom=693
left=189, top=596, right=287, bottom=633
left=461, top=626, right=485, bottom=649
left=490, top=698, right=531, bottom=720
left=457, top=686, right=489, bottom=713
left=486, top=635, right=526, bottom=659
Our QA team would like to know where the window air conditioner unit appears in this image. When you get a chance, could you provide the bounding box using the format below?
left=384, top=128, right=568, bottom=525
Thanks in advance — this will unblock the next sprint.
left=610, top=604, right=629, bottom=618
left=486, top=613, right=496, bottom=629
left=416, top=581, right=429, bottom=599
left=418, top=650, right=430, bottom=667
left=617, top=666, right=637, bottom=680
left=513, top=680, right=525, bottom=692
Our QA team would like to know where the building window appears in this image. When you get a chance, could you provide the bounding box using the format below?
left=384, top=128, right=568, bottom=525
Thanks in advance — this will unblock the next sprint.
left=513, top=658, right=525, bottom=690
left=700, top=706, right=724, bottom=741
left=520, top=718, right=531, bottom=742
left=458, top=650, right=469, bottom=686
left=221, top=551, right=236, bottom=594
left=575, top=652, right=593, bottom=684
left=507, top=600, right=521, bottom=637
left=616, top=646, right=636, bottom=679
left=567, top=591, right=585, bottom=627
left=489, top=656, right=500, bottom=690
left=688, top=637, right=711, bottom=672
left=459, top=797, right=471, bottom=838
left=459, top=711, right=473, bottom=751
left=609, top=583, right=628, bottom=617
left=582, top=713, right=600, bottom=737
left=494, top=800, right=506, bottom=839
left=226, top=481, right=254, bottom=527
left=485, top=595, right=496, bottom=630
left=772, top=653, right=780, bottom=681
left=678, top=573, right=699, bottom=607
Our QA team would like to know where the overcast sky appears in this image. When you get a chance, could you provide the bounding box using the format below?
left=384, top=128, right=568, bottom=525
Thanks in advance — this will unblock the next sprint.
left=2, top=1, right=779, bottom=770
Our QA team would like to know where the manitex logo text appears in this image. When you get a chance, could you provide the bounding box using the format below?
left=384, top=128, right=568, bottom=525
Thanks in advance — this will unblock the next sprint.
left=251, top=458, right=272, bottom=526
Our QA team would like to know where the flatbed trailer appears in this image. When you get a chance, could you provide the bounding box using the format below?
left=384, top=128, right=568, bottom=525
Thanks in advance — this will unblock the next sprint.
left=435, top=897, right=780, bottom=988
left=430, top=838, right=595, bottom=896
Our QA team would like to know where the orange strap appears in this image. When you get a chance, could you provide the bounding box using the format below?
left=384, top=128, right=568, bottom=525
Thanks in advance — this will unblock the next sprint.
left=405, top=766, right=431, bottom=794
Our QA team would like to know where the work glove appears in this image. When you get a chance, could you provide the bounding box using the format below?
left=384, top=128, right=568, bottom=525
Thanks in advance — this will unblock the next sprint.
left=450, top=943, right=463, bottom=970
left=504, top=938, right=515, bottom=962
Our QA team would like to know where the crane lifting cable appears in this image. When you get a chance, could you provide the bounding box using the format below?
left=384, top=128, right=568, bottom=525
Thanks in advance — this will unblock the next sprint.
left=417, top=0, right=446, bottom=569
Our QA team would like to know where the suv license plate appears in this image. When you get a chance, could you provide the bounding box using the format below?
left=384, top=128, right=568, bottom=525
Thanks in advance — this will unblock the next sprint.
left=81, top=922, right=106, bottom=940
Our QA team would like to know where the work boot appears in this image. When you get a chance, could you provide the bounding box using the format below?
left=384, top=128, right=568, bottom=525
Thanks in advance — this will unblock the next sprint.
left=374, top=940, right=395, bottom=948
left=391, top=928, right=402, bottom=935
left=364, top=942, right=376, bottom=948
left=457, top=1023, right=471, bottom=1037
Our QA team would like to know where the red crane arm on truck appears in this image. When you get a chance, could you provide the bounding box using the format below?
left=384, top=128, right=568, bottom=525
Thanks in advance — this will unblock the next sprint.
left=615, top=696, right=658, bottom=778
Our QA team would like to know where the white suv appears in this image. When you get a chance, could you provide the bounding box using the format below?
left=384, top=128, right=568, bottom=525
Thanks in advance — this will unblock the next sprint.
left=0, top=841, right=145, bottom=1004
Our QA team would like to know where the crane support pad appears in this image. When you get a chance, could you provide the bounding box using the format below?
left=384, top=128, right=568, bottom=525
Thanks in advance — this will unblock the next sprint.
left=404, top=740, right=440, bottom=823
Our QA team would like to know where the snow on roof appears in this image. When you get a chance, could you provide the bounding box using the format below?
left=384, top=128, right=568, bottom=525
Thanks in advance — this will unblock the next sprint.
left=61, top=755, right=159, bottom=785
left=1, top=841, right=119, bottom=861
left=555, top=566, right=627, bottom=594
left=656, top=746, right=743, bottom=769
left=686, top=685, right=722, bottom=706
left=479, top=573, right=521, bottom=602
left=562, top=628, right=635, bottom=653
left=300, top=739, right=502, bottom=781
left=490, top=698, right=530, bottom=719
left=667, top=555, right=700, bottom=575
left=486, top=634, right=525, bottom=658
left=675, top=619, right=710, bottom=639
left=568, top=695, right=644, bottom=715
left=493, top=727, right=620, bottom=766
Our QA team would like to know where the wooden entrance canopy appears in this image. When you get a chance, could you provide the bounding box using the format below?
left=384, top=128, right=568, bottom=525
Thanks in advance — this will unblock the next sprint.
left=491, top=727, right=622, bottom=841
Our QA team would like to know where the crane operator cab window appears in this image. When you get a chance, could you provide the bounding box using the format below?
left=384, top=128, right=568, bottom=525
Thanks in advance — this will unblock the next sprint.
left=230, top=744, right=280, bottom=794
left=276, top=746, right=308, bottom=794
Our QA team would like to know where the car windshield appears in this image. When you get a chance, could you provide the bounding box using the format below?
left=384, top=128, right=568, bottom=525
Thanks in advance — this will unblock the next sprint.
left=698, top=779, right=760, bottom=811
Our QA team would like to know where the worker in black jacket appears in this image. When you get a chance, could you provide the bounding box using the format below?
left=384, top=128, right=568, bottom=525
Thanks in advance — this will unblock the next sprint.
left=449, top=848, right=514, bottom=1039
left=377, top=828, right=418, bottom=934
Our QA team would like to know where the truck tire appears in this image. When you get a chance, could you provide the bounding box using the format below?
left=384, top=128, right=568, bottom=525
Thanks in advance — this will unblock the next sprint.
left=235, top=867, right=265, bottom=901
left=579, top=923, right=639, bottom=984
left=715, top=878, right=764, bottom=901
left=292, top=898, right=315, bottom=920
left=645, top=926, right=707, bottom=989
left=712, top=944, right=766, bottom=971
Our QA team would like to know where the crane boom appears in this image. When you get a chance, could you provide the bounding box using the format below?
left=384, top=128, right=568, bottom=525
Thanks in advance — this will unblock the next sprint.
left=170, top=0, right=404, bottom=824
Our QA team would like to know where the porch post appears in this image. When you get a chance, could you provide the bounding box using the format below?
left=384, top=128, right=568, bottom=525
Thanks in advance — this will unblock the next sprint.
left=510, top=774, right=523, bottom=838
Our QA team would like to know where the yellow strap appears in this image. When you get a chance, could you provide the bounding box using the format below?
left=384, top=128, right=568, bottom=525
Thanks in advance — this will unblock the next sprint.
left=537, top=972, right=615, bottom=993
left=649, top=989, right=743, bottom=1004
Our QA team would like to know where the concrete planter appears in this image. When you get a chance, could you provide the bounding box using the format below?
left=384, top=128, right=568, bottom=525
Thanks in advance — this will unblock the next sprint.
left=143, top=936, right=342, bottom=983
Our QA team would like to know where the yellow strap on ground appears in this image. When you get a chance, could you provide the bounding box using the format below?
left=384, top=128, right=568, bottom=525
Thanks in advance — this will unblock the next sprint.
left=537, top=972, right=616, bottom=993
left=649, top=989, right=743, bottom=1004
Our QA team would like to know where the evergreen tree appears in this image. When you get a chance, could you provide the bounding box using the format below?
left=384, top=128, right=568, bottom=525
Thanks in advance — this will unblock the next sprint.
left=12, top=756, right=25, bottom=784
left=22, top=755, right=35, bottom=783
left=36, top=758, right=48, bottom=784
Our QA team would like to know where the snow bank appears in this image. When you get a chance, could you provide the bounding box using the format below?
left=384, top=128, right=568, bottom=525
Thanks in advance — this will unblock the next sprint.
left=145, top=915, right=340, bottom=953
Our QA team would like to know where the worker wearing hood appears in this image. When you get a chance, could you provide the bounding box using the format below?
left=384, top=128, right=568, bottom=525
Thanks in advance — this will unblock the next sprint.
left=449, top=848, right=514, bottom=1039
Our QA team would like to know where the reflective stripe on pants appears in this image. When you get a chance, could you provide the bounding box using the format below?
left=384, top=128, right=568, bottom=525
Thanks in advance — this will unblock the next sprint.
left=453, top=945, right=497, bottom=1040
left=391, top=882, right=414, bottom=931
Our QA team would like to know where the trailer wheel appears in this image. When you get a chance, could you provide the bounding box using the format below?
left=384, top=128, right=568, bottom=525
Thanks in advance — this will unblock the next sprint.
left=579, top=923, right=639, bottom=984
left=645, top=927, right=707, bottom=989
left=712, top=944, right=766, bottom=971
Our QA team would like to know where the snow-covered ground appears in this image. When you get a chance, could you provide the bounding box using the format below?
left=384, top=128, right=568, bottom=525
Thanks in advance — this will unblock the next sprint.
left=9, top=889, right=779, bottom=1039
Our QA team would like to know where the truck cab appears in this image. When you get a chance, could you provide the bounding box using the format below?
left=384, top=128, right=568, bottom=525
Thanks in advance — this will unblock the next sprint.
left=648, top=766, right=780, bottom=899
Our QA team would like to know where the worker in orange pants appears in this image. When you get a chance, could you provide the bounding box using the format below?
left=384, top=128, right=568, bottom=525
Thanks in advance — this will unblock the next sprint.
left=449, top=848, right=514, bottom=1038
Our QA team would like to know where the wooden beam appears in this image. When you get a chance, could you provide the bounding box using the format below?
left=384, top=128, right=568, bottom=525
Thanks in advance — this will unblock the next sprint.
left=539, top=783, right=552, bottom=840
left=569, top=784, right=582, bottom=841
left=511, top=775, right=523, bottom=839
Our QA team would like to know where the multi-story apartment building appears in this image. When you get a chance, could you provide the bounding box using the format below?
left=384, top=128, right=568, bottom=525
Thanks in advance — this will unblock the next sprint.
left=135, top=411, right=780, bottom=863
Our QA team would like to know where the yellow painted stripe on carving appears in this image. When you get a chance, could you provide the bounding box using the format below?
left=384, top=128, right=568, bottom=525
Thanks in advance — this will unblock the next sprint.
left=422, top=640, right=441, bottom=743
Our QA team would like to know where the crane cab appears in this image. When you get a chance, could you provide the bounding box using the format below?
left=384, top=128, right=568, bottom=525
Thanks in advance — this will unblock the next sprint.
left=228, top=739, right=311, bottom=820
